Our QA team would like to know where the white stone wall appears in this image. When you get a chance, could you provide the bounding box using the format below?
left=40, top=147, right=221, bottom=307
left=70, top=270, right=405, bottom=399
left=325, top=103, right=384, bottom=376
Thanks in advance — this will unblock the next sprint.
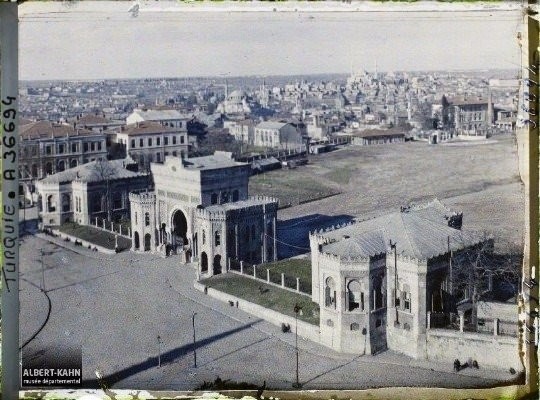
left=426, top=329, right=521, bottom=371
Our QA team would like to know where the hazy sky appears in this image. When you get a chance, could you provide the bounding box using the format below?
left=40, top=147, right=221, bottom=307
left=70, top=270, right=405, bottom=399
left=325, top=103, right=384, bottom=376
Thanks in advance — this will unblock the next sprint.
left=18, top=1, right=523, bottom=80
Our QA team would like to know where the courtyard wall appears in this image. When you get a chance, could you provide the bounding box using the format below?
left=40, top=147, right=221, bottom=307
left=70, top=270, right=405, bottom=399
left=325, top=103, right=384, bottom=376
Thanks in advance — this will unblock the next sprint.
left=425, top=328, right=522, bottom=371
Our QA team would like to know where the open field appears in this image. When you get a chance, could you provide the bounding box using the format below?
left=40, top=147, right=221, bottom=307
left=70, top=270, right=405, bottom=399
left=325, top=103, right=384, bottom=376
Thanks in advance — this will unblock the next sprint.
left=201, top=274, right=319, bottom=325
left=256, top=137, right=525, bottom=257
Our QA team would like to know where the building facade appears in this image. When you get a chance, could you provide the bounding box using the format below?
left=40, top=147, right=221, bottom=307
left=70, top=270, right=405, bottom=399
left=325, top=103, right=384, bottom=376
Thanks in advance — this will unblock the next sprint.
left=36, top=158, right=148, bottom=227
left=442, top=95, right=494, bottom=138
left=309, top=200, right=493, bottom=357
left=116, top=121, right=189, bottom=171
left=253, top=121, right=303, bottom=149
left=20, top=120, right=108, bottom=201
left=129, top=152, right=278, bottom=276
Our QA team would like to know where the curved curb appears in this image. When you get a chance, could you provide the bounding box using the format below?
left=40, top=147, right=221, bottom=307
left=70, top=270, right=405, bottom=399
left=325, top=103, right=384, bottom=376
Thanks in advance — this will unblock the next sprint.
left=20, top=277, right=52, bottom=350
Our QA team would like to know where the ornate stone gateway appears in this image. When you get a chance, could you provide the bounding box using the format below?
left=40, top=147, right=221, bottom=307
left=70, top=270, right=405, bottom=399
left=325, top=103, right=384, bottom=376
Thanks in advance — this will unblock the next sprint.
left=130, top=153, right=278, bottom=277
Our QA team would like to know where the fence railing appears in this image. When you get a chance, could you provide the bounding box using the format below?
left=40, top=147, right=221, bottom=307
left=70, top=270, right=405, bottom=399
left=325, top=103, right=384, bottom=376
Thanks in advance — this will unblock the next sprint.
left=92, top=217, right=132, bottom=239
left=427, top=311, right=517, bottom=337
left=227, top=258, right=311, bottom=297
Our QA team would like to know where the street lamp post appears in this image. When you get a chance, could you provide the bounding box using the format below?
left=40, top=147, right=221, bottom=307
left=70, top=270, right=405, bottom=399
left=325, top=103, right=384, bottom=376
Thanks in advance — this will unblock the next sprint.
left=40, top=248, right=45, bottom=292
left=192, top=312, right=197, bottom=368
left=292, top=303, right=302, bottom=389
left=157, top=335, right=161, bottom=368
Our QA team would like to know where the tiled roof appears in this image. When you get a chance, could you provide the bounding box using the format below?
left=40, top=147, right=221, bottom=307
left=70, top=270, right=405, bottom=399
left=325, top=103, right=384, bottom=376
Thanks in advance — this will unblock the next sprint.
left=204, top=196, right=277, bottom=212
left=76, top=114, right=121, bottom=126
left=352, top=128, right=407, bottom=138
left=182, top=151, right=247, bottom=170
left=40, top=158, right=144, bottom=184
left=255, top=121, right=290, bottom=130
left=449, top=97, right=490, bottom=106
left=319, top=200, right=484, bottom=260
left=133, top=109, right=190, bottom=121
left=120, top=121, right=183, bottom=136
left=20, top=121, right=98, bottom=140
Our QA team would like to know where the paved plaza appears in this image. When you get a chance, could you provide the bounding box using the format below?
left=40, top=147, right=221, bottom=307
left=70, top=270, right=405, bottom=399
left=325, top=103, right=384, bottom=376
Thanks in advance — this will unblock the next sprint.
left=20, top=233, right=521, bottom=391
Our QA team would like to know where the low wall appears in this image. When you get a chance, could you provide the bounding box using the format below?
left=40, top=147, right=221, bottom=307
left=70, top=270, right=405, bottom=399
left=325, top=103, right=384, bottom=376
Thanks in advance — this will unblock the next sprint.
left=194, top=281, right=320, bottom=343
left=51, top=229, right=117, bottom=254
left=426, top=328, right=522, bottom=371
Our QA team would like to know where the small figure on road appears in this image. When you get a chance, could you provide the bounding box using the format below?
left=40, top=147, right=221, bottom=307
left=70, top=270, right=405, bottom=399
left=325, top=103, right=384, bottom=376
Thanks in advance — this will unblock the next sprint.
left=454, top=359, right=461, bottom=372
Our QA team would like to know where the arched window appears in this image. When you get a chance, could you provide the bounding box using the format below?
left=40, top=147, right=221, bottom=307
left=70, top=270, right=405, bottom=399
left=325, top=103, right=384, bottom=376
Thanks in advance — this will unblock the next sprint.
left=215, top=230, right=221, bottom=246
left=325, top=277, right=336, bottom=309
left=221, top=192, right=229, bottom=203
left=145, top=212, right=150, bottom=226
left=350, top=323, right=360, bottom=331
left=201, top=252, right=208, bottom=273
left=70, top=159, right=78, bottom=168
left=202, top=230, right=206, bottom=245
left=372, top=275, right=385, bottom=310
left=347, top=280, right=362, bottom=311
left=45, top=162, right=53, bottom=175
left=211, top=193, right=218, bottom=205
left=57, top=160, right=65, bottom=172
left=47, top=195, right=56, bottom=212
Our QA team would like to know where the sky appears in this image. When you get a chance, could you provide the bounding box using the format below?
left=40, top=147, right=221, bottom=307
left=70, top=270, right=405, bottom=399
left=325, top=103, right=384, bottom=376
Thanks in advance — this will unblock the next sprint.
left=18, top=1, right=523, bottom=81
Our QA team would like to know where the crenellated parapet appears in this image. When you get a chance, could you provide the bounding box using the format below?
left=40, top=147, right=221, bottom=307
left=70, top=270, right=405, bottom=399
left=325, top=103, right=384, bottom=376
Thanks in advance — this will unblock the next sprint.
left=129, top=191, right=156, bottom=206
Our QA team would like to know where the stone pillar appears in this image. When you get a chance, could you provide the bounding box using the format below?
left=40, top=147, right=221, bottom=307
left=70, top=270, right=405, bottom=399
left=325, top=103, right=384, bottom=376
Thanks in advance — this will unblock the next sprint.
left=296, top=277, right=300, bottom=292
left=427, top=312, right=431, bottom=330
left=128, top=227, right=131, bottom=237
left=120, top=225, right=123, bottom=236
left=273, top=217, right=277, bottom=261
left=459, top=312, right=465, bottom=333
left=253, top=265, right=257, bottom=278
left=494, top=318, right=499, bottom=336
left=102, top=219, right=106, bottom=229
left=95, top=217, right=98, bottom=227
left=240, top=261, right=244, bottom=274
left=281, top=273, right=285, bottom=287
left=235, top=224, right=239, bottom=259
left=262, top=217, right=267, bottom=264
left=266, top=269, right=270, bottom=283
left=227, top=258, right=231, bottom=272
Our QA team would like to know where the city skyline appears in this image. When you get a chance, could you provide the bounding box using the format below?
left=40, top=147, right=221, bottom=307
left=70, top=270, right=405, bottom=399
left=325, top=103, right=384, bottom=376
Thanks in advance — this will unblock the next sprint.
left=19, top=1, right=522, bottom=81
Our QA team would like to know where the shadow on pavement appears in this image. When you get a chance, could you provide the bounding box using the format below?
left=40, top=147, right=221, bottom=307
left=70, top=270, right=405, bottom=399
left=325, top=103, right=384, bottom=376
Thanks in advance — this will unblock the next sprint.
left=83, top=319, right=264, bottom=388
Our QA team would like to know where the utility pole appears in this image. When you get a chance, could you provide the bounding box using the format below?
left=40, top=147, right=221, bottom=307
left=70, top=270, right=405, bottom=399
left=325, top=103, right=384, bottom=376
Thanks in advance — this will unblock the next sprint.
left=192, top=312, right=197, bottom=368
left=390, top=240, right=398, bottom=324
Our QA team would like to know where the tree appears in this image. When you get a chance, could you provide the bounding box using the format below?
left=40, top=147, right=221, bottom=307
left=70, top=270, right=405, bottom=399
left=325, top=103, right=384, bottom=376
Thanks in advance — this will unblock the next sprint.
left=450, top=233, right=522, bottom=326
left=90, top=160, right=117, bottom=222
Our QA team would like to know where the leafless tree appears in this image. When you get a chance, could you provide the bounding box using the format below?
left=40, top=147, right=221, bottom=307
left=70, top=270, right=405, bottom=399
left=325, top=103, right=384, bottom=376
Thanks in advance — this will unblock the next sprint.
left=451, top=232, right=522, bottom=326
left=90, top=160, right=117, bottom=222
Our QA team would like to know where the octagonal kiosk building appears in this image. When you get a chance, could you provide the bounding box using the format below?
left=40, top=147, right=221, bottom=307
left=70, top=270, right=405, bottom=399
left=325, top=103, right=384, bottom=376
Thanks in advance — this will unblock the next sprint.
left=129, top=151, right=278, bottom=276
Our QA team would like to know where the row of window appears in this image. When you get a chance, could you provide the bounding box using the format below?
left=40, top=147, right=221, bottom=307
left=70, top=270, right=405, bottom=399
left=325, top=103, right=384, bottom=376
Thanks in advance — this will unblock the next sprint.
left=45, top=141, right=103, bottom=155
left=324, top=277, right=386, bottom=312
left=130, top=135, right=184, bottom=149
left=210, top=190, right=239, bottom=205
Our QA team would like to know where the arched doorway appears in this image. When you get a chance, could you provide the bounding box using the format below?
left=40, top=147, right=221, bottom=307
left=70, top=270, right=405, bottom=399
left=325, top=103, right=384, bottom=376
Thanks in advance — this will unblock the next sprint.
left=144, top=233, right=151, bottom=251
left=134, top=232, right=140, bottom=250
left=201, top=252, right=208, bottom=273
left=213, top=254, right=222, bottom=275
left=172, top=209, right=188, bottom=246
